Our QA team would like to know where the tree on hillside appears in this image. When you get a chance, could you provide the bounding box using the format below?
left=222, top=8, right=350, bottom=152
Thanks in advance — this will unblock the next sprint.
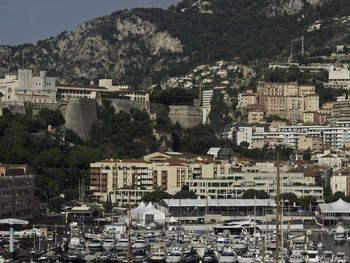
left=242, top=189, right=269, bottom=199
left=173, top=185, right=197, bottom=199
left=209, top=93, right=232, bottom=134
left=141, top=189, right=171, bottom=203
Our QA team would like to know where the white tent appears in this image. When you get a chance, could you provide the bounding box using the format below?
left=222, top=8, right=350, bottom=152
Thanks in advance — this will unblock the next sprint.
left=130, top=202, right=166, bottom=227
left=318, top=199, right=350, bottom=213
left=168, top=216, right=178, bottom=223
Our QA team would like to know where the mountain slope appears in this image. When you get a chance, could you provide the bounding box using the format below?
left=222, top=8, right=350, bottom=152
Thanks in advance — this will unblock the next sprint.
left=0, top=0, right=350, bottom=86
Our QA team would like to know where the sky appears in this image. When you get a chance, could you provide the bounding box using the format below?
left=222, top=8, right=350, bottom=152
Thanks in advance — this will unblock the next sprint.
left=0, top=0, right=182, bottom=46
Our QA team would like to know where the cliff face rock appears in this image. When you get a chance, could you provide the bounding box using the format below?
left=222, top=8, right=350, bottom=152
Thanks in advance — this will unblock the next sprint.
left=0, top=12, right=183, bottom=87
left=177, top=0, right=332, bottom=16
left=0, top=0, right=341, bottom=87
left=264, top=0, right=332, bottom=17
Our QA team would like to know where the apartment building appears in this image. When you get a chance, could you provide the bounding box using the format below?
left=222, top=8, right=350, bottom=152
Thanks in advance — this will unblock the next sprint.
left=333, top=101, right=350, bottom=121
left=248, top=109, right=265, bottom=124
left=0, top=164, right=35, bottom=220
left=304, top=94, right=320, bottom=112
left=298, top=84, right=316, bottom=97
left=325, top=66, right=350, bottom=89
left=237, top=90, right=257, bottom=109
left=257, top=82, right=285, bottom=103
left=186, top=163, right=323, bottom=201
left=252, top=122, right=350, bottom=149
left=89, top=153, right=235, bottom=202
left=202, top=89, right=213, bottom=124
left=266, top=96, right=287, bottom=117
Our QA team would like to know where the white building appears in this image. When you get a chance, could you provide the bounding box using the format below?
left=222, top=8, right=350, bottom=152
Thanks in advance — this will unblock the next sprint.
left=330, top=175, right=349, bottom=195
left=314, top=151, right=343, bottom=171
left=326, top=65, right=350, bottom=89
left=0, top=70, right=57, bottom=104
left=202, top=89, right=213, bottom=124
left=252, top=122, right=350, bottom=149
left=98, top=79, right=130, bottom=91
left=186, top=163, right=322, bottom=200
left=0, top=74, right=18, bottom=101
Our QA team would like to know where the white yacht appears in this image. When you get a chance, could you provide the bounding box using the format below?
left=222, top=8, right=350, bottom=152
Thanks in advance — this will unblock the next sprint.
left=216, top=237, right=226, bottom=253
left=322, top=251, right=335, bottom=263
left=289, top=252, right=305, bottom=263
left=102, top=238, right=115, bottom=250
left=238, top=252, right=255, bottom=263
left=150, top=251, right=166, bottom=263
left=219, top=247, right=238, bottom=263
left=334, top=224, right=346, bottom=243
left=88, top=239, right=102, bottom=251
left=69, top=236, right=81, bottom=249
left=166, top=250, right=183, bottom=263
left=335, top=252, right=349, bottom=263
left=305, top=250, right=320, bottom=263
left=116, top=238, right=129, bottom=252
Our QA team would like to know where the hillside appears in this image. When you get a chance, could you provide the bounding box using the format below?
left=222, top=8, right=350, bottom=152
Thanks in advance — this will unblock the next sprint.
left=1, top=0, right=350, bottom=86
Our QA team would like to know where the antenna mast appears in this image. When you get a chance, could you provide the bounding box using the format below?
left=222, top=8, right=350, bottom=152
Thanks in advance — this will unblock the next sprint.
left=275, top=152, right=280, bottom=263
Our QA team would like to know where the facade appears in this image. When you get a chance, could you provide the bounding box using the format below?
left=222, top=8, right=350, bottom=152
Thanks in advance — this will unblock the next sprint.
left=56, top=84, right=107, bottom=100
left=237, top=90, right=257, bottom=109
left=0, top=70, right=57, bottom=104
left=89, top=153, right=235, bottom=201
left=316, top=199, right=350, bottom=226
left=0, top=74, right=19, bottom=101
left=330, top=175, right=350, bottom=195
left=325, top=66, right=350, bottom=89
left=333, top=101, right=350, bottom=121
left=116, top=89, right=149, bottom=102
left=202, top=89, right=213, bottom=124
left=304, top=94, right=320, bottom=112
left=187, top=176, right=323, bottom=201
left=248, top=109, right=265, bottom=124
left=163, top=198, right=275, bottom=223
left=266, top=96, right=287, bottom=117
left=252, top=122, right=350, bottom=149
left=0, top=175, right=35, bottom=220
left=98, top=79, right=130, bottom=91
left=297, top=135, right=322, bottom=152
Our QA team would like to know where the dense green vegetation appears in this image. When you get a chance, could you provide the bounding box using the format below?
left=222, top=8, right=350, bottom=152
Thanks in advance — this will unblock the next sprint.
left=89, top=100, right=159, bottom=158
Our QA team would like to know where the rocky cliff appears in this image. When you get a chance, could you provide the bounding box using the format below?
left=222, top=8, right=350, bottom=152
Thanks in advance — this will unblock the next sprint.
left=0, top=12, right=183, bottom=87
left=0, top=0, right=347, bottom=87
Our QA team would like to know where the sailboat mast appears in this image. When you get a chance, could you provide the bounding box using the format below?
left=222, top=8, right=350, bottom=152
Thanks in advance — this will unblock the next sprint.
left=128, top=190, right=131, bottom=263
left=275, top=152, right=280, bottom=263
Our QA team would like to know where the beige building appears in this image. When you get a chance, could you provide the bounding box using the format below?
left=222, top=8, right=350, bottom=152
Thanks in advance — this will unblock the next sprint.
left=237, top=90, right=257, bottom=109
left=187, top=162, right=322, bottom=201
left=266, top=96, right=287, bottom=117
left=298, top=84, right=315, bottom=97
left=303, top=112, right=316, bottom=124
left=287, top=97, right=304, bottom=111
left=333, top=101, right=350, bottom=121
left=304, top=94, right=320, bottom=112
left=283, top=82, right=299, bottom=97
left=56, top=84, right=107, bottom=100
left=269, top=120, right=288, bottom=131
left=248, top=109, right=264, bottom=124
left=90, top=152, right=235, bottom=202
left=297, top=135, right=322, bottom=152
left=117, top=89, right=150, bottom=102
